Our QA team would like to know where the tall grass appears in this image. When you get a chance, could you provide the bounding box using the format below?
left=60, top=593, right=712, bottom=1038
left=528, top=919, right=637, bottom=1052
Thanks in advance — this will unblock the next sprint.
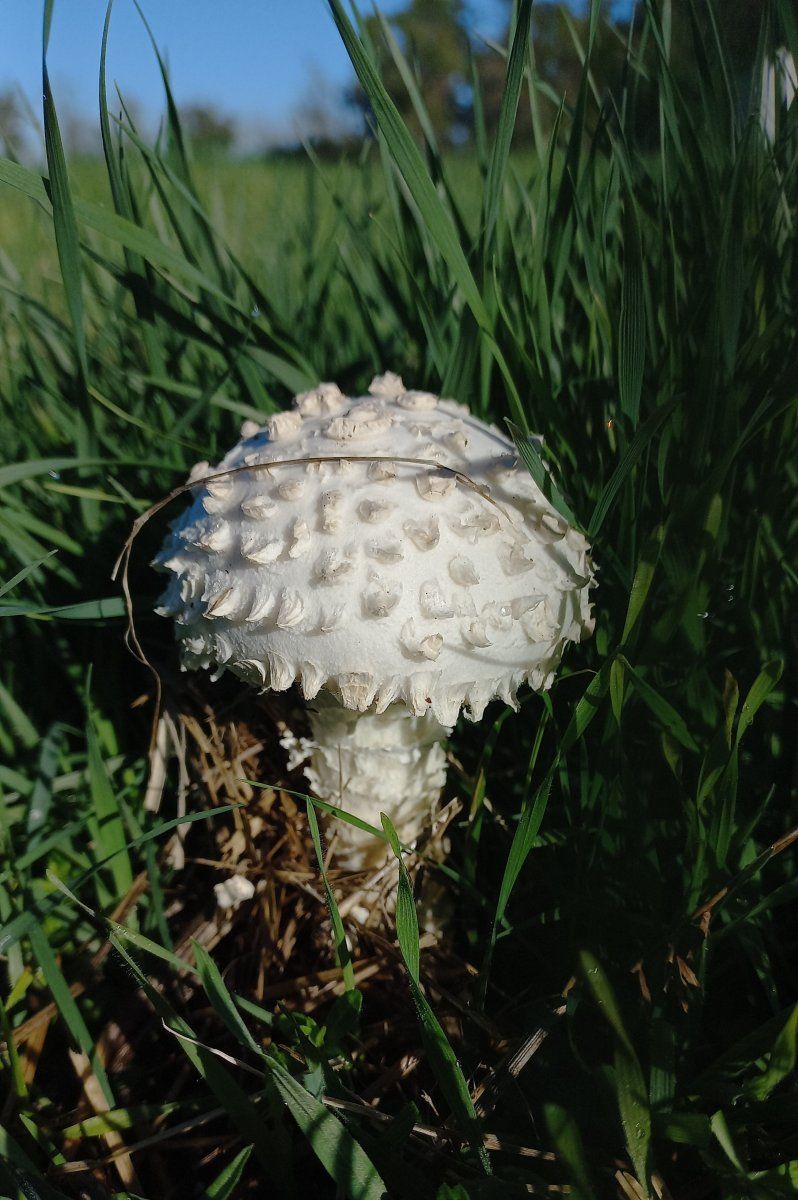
left=1, top=0, right=797, bottom=1196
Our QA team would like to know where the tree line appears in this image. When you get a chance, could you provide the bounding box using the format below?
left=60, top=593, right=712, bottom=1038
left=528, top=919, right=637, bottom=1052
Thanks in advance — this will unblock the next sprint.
left=0, top=1, right=779, bottom=160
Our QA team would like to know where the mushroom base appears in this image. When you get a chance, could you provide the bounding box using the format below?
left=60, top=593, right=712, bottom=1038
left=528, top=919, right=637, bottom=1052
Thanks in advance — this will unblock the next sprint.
left=303, top=695, right=451, bottom=871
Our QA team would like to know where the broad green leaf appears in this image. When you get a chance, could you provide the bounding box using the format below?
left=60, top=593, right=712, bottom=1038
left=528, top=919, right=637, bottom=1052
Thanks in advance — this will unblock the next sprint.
left=710, top=1110, right=747, bottom=1173
left=655, top=1112, right=711, bottom=1148
left=26, top=722, right=65, bottom=838
left=0, top=1124, right=72, bottom=1200
left=558, top=659, right=612, bottom=757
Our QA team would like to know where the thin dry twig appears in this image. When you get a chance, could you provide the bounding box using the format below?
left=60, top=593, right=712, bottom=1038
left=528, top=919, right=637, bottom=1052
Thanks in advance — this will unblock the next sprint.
left=471, top=1003, right=567, bottom=1119
left=321, top=1094, right=557, bottom=1162
left=69, top=1048, right=141, bottom=1190
left=691, top=819, right=798, bottom=927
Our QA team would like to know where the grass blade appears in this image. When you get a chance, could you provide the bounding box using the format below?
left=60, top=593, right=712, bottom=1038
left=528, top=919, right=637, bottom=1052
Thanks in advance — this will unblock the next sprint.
left=0, top=551, right=59, bottom=599
left=381, top=814, right=490, bottom=1174
left=306, top=798, right=356, bottom=993
left=326, top=0, right=489, bottom=331
left=266, top=1056, right=387, bottom=1200
left=86, top=704, right=134, bottom=904
left=205, top=1146, right=254, bottom=1200
left=618, top=656, right=699, bottom=751
left=580, top=951, right=651, bottom=1196
left=507, top=421, right=580, bottom=527
left=483, top=0, right=533, bottom=251
left=42, top=0, right=96, bottom=531
left=0, top=597, right=126, bottom=621
left=588, top=398, right=677, bottom=538
left=192, top=940, right=264, bottom=1059
left=620, top=527, right=665, bottom=645
left=617, top=191, right=645, bottom=428
left=28, top=920, right=115, bottom=1106
left=108, top=931, right=295, bottom=1191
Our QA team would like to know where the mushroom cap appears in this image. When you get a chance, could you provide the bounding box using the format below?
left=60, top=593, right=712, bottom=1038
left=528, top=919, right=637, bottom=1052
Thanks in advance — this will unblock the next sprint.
left=154, top=373, right=595, bottom=725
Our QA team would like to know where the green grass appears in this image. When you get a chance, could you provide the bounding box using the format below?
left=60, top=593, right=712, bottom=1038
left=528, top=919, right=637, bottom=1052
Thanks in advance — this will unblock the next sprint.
left=1, top=0, right=798, bottom=1196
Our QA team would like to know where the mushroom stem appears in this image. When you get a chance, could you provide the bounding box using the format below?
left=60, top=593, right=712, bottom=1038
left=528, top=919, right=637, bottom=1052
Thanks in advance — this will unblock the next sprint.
left=303, top=694, right=451, bottom=870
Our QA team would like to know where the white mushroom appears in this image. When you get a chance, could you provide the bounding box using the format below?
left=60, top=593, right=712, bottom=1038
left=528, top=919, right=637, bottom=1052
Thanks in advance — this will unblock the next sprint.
left=154, top=374, right=596, bottom=870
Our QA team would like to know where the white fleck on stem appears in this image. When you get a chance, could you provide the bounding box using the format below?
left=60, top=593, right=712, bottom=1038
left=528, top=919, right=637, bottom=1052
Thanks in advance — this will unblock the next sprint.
left=302, top=694, right=451, bottom=871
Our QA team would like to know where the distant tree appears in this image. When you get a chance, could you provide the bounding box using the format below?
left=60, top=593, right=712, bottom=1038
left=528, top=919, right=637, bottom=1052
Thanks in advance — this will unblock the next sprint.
left=342, top=0, right=777, bottom=155
left=474, top=0, right=774, bottom=150
left=179, top=104, right=237, bottom=155
left=294, top=73, right=358, bottom=150
left=473, top=1, right=630, bottom=146
left=622, top=0, right=773, bottom=143
left=702, top=0, right=766, bottom=70
left=62, top=109, right=101, bottom=157
left=347, top=0, right=472, bottom=147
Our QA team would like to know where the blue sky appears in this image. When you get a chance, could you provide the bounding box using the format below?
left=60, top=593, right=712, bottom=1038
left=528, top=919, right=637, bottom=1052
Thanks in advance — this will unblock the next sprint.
left=0, top=1, right=632, bottom=146
left=1, top=1, right=503, bottom=139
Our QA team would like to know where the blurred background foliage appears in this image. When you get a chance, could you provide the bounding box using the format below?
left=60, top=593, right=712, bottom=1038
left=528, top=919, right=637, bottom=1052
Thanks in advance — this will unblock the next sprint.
left=349, top=0, right=778, bottom=150
left=0, top=1, right=784, bottom=161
